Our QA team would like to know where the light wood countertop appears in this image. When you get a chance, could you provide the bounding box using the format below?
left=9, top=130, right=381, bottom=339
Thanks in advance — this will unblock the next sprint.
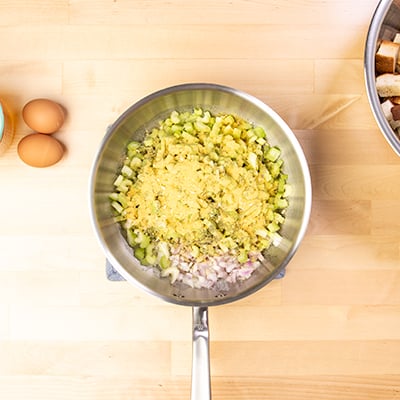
left=1, top=1, right=400, bottom=399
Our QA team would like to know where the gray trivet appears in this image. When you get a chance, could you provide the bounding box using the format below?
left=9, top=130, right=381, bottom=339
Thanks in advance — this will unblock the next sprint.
left=106, top=259, right=126, bottom=281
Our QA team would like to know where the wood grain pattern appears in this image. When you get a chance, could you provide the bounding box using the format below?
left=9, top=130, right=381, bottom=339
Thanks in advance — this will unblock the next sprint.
left=0, top=0, right=400, bottom=399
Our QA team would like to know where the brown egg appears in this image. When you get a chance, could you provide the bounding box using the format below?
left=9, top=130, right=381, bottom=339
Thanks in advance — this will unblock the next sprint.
left=17, top=133, right=64, bottom=167
left=22, top=98, right=65, bottom=134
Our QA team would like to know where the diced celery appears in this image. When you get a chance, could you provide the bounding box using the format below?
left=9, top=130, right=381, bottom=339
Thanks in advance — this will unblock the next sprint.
left=283, top=184, right=293, bottom=197
left=145, top=251, right=157, bottom=265
left=130, top=157, right=142, bottom=169
left=267, top=221, right=280, bottom=233
left=121, top=165, right=133, bottom=178
left=160, top=266, right=180, bottom=283
left=269, top=231, right=283, bottom=246
left=126, top=229, right=137, bottom=247
left=278, top=174, right=287, bottom=193
left=223, top=114, right=235, bottom=125
left=269, top=162, right=280, bottom=178
left=171, top=124, right=182, bottom=134
left=222, top=124, right=233, bottom=135
left=109, top=192, right=119, bottom=201
left=170, top=110, right=180, bottom=124
left=264, top=169, right=272, bottom=182
left=146, top=243, right=154, bottom=255
left=232, top=127, right=241, bottom=139
left=134, top=230, right=143, bottom=244
left=254, top=126, right=266, bottom=138
left=127, top=141, right=140, bottom=151
left=200, top=111, right=211, bottom=123
left=117, top=178, right=132, bottom=193
left=195, top=121, right=210, bottom=133
left=275, top=198, right=288, bottom=209
left=274, top=212, right=285, bottom=224
left=248, top=134, right=257, bottom=143
left=143, top=137, right=154, bottom=146
left=111, top=201, right=123, bottom=214
left=265, top=147, right=281, bottom=162
left=117, top=193, right=128, bottom=208
left=210, top=120, right=222, bottom=136
left=159, top=255, right=171, bottom=269
left=255, top=229, right=269, bottom=238
left=184, top=122, right=194, bottom=132
left=134, top=246, right=145, bottom=261
left=127, top=149, right=137, bottom=159
left=237, top=249, right=248, bottom=263
left=113, top=174, right=124, bottom=187
left=164, top=117, right=173, bottom=127
left=258, top=237, right=271, bottom=250
left=139, top=234, right=150, bottom=249
left=158, top=241, right=170, bottom=258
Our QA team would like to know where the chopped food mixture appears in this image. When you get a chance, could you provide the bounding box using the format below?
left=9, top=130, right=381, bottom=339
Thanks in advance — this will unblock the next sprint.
left=110, top=108, right=289, bottom=289
left=375, top=34, right=400, bottom=138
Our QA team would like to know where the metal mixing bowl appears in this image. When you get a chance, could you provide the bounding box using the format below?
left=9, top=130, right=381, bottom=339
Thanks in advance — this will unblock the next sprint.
left=365, top=0, right=400, bottom=156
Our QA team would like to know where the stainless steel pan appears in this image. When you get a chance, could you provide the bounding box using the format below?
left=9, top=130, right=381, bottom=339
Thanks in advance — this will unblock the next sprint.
left=89, top=83, right=312, bottom=399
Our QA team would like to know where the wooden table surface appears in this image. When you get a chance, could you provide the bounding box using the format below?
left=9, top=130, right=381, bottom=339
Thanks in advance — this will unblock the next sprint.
left=1, top=0, right=400, bottom=399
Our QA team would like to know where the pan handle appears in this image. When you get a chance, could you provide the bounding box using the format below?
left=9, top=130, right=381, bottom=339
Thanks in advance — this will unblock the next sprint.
left=191, top=306, right=211, bottom=400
